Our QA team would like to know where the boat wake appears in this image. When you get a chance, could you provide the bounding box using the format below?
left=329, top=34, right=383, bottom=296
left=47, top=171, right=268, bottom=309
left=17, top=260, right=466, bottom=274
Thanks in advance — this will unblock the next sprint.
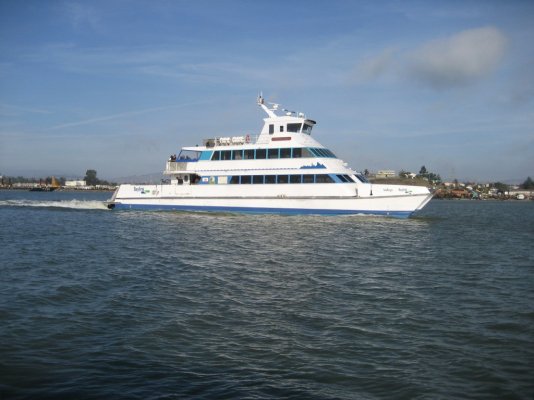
left=0, top=199, right=109, bottom=210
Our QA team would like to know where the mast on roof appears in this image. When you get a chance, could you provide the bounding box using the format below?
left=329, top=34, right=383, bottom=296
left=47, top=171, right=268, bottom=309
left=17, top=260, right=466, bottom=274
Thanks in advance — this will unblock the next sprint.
left=257, top=94, right=277, bottom=118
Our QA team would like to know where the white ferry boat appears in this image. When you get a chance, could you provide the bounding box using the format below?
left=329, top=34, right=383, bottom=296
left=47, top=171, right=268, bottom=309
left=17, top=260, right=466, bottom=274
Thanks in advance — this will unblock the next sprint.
left=107, top=96, right=433, bottom=217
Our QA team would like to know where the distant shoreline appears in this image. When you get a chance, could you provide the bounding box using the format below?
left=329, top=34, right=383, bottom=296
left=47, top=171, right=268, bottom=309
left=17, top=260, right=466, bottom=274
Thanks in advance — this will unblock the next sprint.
left=432, top=197, right=532, bottom=202
left=0, top=187, right=115, bottom=192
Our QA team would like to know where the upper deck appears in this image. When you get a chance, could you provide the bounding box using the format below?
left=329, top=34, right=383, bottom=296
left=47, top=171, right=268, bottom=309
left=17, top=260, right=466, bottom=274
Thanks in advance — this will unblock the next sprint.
left=165, top=96, right=330, bottom=174
left=199, top=95, right=316, bottom=149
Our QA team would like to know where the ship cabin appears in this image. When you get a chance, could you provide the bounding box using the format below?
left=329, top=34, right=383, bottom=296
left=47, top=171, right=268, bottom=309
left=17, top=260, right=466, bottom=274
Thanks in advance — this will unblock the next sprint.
left=162, top=96, right=363, bottom=186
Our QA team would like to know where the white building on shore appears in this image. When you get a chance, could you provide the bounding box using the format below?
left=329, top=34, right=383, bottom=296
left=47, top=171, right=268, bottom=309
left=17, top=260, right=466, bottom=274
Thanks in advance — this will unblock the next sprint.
left=64, top=180, right=86, bottom=188
left=375, top=170, right=396, bottom=179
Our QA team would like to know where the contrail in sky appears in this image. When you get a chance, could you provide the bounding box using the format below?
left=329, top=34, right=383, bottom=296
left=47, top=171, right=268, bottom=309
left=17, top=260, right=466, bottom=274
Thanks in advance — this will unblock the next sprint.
left=47, top=101, right=208, bottom=131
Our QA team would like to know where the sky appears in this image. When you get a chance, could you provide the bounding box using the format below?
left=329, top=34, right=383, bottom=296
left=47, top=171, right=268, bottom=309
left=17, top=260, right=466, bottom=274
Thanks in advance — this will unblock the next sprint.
left=1, top=0, right=533, bottom=182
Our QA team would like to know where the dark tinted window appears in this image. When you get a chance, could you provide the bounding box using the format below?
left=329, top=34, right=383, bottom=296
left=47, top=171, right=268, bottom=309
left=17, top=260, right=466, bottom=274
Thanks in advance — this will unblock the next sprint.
left=244, top=149, right=255, bottom=159
left=211, top=151, right=221, bottom=160
left=256, top=149, right=267, bottom=159
left=269, top=124, right=274, bottom=134
left=325, top=149, right=336, bottom=158
left=240, top=175, right=251, bottom=184
left=287, top=123, right=301, bottom=133
left=293, top=148, right=302, bottom=158
left=280, top=148, right=291, bottom=158
left=268, top=149, right=279, bottom=159
left=303, top=174, right=315, bottom=183
left=316, top=174, right=334, bottom=183
left=253, top=175, right=264, bottom=184
left=355, top=174, right=369, bottom=183
left=301, top=148, right=314, bottom=157
left=277, top=175, right=289, bottom=184
left=221, top=150, right=232, bottom=160
left=265, top=175, right=276, bottom=184
left=290, top=175, right=302, bottom=183
left=232, top=150, right=243, bottom=160
left=229, top=176, right=239, bottom=184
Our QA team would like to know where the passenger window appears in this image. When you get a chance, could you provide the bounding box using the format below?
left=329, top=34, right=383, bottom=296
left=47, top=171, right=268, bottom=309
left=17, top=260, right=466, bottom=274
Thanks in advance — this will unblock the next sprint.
left=253, top=175, right=264, bottom=184
left=280, top=126, right=284, bottom=132
left=240, top=176, right=251, bottom=184
left=265, top=175, right=276, bottom=184
left=303, top=175, right=314, bottom=183
left=280, top=148, right=291, bottom=158
left=290, top=175, right=302, bottom=183
left=256, top=149, right=267, bottom=159
left=229, top=176, right=239, bottom=184
left=221, top=150, right=232, bottom=160
left=355, top=174, right=369, bottom=183
left=211, top=151, right=221, bottom=160
left=244, top=149, right=255, bottom=159
left=268, top=149, right=279, bottom=159
left=293, top=148, right=302, bottom=158
left=312, top=148, right=323, bottom=157
left=269, top=124, right=274, bottom=134
left=232, top=150, right=243, bottom=160
left=316, top=174, right=334, bottom=183
left=323, top=149, right=334, bottom=158
left=301, top=148, right=314, bottom=158
left=277, top=175, right=289, bottom=184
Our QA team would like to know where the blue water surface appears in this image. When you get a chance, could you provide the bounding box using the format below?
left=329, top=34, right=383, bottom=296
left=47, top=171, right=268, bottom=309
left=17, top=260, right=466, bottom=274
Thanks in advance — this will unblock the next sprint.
left=1, top=191, right=533, bottom=399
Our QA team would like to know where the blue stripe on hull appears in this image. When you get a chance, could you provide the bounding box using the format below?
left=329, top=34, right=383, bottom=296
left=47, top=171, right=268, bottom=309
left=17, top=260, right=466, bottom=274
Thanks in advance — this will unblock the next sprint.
left=111, top=203, right=413, bottom=218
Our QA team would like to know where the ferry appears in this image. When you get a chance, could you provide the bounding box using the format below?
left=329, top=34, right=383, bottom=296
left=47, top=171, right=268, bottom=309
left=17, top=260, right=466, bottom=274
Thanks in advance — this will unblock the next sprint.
left=107, top=96, right=433, bottom=217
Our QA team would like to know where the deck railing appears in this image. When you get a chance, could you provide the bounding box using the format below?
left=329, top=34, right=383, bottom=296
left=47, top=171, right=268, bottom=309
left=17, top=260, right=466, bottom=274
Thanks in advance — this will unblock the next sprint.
left=165, top=161, right=188, bottom=172
left=202, top=135, right=269, bottom=147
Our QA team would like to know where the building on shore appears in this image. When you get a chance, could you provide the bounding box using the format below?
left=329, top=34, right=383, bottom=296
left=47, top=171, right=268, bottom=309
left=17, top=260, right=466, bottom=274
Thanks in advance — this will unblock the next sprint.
left=375, top=170, right=396, bottom=179
left=64, top=180, right=87, bottom=188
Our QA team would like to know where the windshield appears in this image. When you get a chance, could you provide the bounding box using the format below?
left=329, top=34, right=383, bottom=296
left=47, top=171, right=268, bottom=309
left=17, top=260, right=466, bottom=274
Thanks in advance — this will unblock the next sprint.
left=287, top=123, right=302, bottom=133
left=302, top=124, right=313, bottom=134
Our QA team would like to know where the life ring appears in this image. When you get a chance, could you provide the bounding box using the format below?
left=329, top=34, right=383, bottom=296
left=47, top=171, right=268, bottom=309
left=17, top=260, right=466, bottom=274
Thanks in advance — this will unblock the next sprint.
left=245, top=134, right=250, bottom=143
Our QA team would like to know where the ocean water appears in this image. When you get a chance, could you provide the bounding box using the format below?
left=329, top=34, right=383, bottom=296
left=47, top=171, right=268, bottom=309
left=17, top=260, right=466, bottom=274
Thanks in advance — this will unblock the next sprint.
left=1, top=190, right=533, bottom=400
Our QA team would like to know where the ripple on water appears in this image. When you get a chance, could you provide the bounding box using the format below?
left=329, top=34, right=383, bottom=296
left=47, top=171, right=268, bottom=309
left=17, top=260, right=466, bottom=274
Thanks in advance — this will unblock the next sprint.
left=0, top=198, right=533, bottom=399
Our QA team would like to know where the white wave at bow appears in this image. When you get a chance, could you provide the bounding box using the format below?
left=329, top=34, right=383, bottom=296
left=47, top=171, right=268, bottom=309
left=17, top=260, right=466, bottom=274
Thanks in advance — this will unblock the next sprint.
left=0, top=199, right=109, bottom=210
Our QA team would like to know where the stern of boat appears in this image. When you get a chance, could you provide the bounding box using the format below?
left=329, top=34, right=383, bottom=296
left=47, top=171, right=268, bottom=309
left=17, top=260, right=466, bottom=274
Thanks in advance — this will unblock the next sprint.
left=107, top=187, right=120, bottom=209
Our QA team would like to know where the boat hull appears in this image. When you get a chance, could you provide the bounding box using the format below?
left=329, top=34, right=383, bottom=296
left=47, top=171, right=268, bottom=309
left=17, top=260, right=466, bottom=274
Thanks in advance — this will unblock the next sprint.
left=108, top=184, right=433, bottom=218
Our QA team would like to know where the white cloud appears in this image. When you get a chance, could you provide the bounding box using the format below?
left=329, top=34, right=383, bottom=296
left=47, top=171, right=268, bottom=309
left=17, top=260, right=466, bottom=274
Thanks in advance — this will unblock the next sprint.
left=350, top=27, right=508, bottom=90
left=407, top=26, right=507, bottom=89
left=351, top=48, right=396, bottom=83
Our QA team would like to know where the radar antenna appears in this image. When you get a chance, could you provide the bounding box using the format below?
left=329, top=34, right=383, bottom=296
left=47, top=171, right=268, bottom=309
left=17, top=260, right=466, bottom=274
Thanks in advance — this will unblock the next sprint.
left=257, top=94, right=277, bottom=118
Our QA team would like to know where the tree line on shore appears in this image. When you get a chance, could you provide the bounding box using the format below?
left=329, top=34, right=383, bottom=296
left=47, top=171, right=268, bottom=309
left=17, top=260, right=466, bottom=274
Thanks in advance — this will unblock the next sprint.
left=366, top=165, right=534, bottom=191
left=2, top=166, right=533, bottom=191
left=0, top=170, right=116, bottom=187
